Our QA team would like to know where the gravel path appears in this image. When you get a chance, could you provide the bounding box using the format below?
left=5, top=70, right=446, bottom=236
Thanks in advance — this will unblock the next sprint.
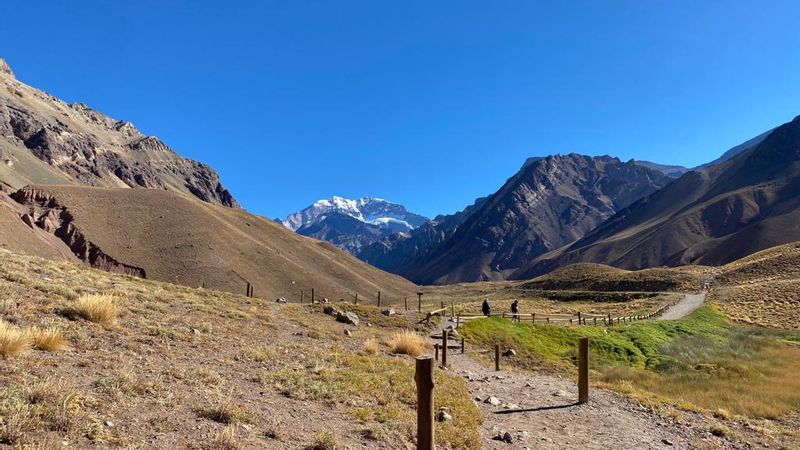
left=659, top=291, right=707, bottom=320
left=439, top=347, right=698, bottom=449
left=432, top=299, right=754, bottom=450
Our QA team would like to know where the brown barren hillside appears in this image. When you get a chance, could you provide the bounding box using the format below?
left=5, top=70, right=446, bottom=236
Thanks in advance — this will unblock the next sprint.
left=713, top=241, right=800, bottom=329
left=522, top=263, right=712, bottom=292
left=4, top=185, right=417, bottom=301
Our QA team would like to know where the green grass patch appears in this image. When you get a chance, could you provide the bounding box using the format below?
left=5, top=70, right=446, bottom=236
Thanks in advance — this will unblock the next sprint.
left=461, top=306, right=800, bottom=418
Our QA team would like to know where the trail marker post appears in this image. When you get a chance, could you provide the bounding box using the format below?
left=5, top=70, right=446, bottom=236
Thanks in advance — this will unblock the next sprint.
left=578, top=337, right=589, bottom=404
left=415, top=356, right=435, bottom=450
left=441, top=331, right=448, bottom=368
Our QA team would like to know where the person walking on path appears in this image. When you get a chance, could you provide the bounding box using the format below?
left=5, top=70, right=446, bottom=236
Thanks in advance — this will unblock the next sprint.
left=482, top=299, right=491, bottom=316
left=511, top=300, right=520, bottom=323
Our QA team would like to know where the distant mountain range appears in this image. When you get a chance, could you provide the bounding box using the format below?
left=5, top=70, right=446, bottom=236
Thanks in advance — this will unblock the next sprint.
left=357, top=155, right=672, bottom=283
left=521, top=116, right=800, bottom=278
left=293, top=121, right=796, bottom=286
left=282, top=196, right=429, bottom=254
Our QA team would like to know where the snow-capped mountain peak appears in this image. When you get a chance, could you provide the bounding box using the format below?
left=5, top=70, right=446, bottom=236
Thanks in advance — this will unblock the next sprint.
left=282, top=196, right=430, bottom=255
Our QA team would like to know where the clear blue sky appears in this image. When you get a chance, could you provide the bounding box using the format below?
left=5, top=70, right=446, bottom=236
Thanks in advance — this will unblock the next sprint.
left=2, top=1, right=799, bottom=219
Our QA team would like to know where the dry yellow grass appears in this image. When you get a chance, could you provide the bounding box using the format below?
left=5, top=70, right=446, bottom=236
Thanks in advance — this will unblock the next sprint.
left=363, top=338, right=379, bottom=354
left=0, top=321, right=30, bottom=358
left=68, top=294, right=119, bottom=327
left=386, top=330, right=428, bottom=357
left=28, top=326, right=68, bottom=352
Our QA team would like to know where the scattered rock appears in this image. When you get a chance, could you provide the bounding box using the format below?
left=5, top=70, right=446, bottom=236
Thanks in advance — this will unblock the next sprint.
left=323, top=306, right=342, bottom=316
left=344, top=329, right=352, bottom=337
left=276, top=297, right=287, bottom=303
left=382, top=308, right=395, bottom=316
left=662, top=438, right=674, bottom=446
left=336, top=311, right=360, bottom=326
left=493, top=432, right=513, bottom=443
left=105, top=421, right=114, bottom=427
left=320, top=297, right=330, bottom=304
left=552, top=390, right=569, bottom=397
left=191, top=328, right=201, bottom=335
left=484, top=396, right=502, bottom=406
left=436, top=407, right=452, bottom=422
left=502, top=348, right=516, bottom=357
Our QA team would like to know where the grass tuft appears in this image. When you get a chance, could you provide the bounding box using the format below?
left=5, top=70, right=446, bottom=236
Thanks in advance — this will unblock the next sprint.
left=201, top=426, right=242, bottom=450
left=0, top=321, right=30, bottom=358
left=306, top=430, right=338, bottom=450
left=64, top=294, right=119, bottom=327
left=363, top=338, right=379, bottom=354
left=387, top=330, right=428, bottom=357
left=28, top=327, right=68, bottom=352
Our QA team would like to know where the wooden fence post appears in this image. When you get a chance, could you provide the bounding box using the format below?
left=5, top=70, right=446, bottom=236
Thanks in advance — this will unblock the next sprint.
left=577, top=312, right=582, bottom=325
left=311, top=288, right=315, bottom=304
left=354, top=293, right=358, bottom=305
left=461, top=337, right=465, bottom=354
left=441, top=331, right=448, bottom=368
left=378, top=291, right=381, bottom=308
left=417, top=292, right=423, bottom=312
left=608, top=314, right=612, bottom=325
left=434, top=344, right=439, bottom=361
left=415, top=356, right=435, bottom=450
left=300, top=290, right=304, bottom=304
left=532, top=313, right=536, bottom=323
left=451, top=301, right=455, bottom=317
left=578, top=337, right=589, bottom=404
left=495, top=344, right=500, bottom=371
left=405, top=297, right=408, bottom=311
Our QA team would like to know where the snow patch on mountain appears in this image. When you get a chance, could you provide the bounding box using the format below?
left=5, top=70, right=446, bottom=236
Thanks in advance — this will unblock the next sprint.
left=283, top=196, right=429, bottom=233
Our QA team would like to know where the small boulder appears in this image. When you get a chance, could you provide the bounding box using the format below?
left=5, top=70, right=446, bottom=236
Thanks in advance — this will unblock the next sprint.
left=493, top=432, right=513, bottom=444
left=336, top=311, right=360, bottom=326
left=344, top=329, right=352, bottom=337
left=276, top=297, right=287, bottom=304
left=320, top=297, right=330, bottom=304
left=502, top=349, right=516, bottom=357
left=436, top=407, right=452, bottom=422
left=484, top=396, right=501, bottom=406
left=382, top=308, right=395, bottom=316
left=323, top=306, right=341, bottom=316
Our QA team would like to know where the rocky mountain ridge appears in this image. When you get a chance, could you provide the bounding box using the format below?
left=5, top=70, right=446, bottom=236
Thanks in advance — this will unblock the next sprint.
left=359, top=154, right=672, bottom=284
left=0, top=57, right=236, bottom=206
left=520, top=116, right=800, bottom=277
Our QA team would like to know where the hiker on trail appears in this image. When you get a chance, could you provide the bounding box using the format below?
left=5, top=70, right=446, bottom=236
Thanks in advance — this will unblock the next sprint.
left=482, top=299, right=491, bottom=316
left=511, top=300, right=520, bottom=323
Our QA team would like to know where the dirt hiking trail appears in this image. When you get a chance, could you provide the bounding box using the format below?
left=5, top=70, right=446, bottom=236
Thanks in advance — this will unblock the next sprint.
left=660, top=291, right=707, bottom=320
left=432, top=308, right=754, bottom=449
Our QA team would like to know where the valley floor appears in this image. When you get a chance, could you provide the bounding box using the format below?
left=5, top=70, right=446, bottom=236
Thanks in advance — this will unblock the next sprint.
left=2, top=249, right=800, bottom=449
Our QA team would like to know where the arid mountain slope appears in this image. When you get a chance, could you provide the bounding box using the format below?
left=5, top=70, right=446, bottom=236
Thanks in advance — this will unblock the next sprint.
left=362, top=154, right=671, bottom=284
left=4, top=185, right=416, bottom=299
left=712, top=240, right=800, bottom=330
left=0, top=58, right=236, bottom=206
left=521, top=116, right=800, bottom=278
